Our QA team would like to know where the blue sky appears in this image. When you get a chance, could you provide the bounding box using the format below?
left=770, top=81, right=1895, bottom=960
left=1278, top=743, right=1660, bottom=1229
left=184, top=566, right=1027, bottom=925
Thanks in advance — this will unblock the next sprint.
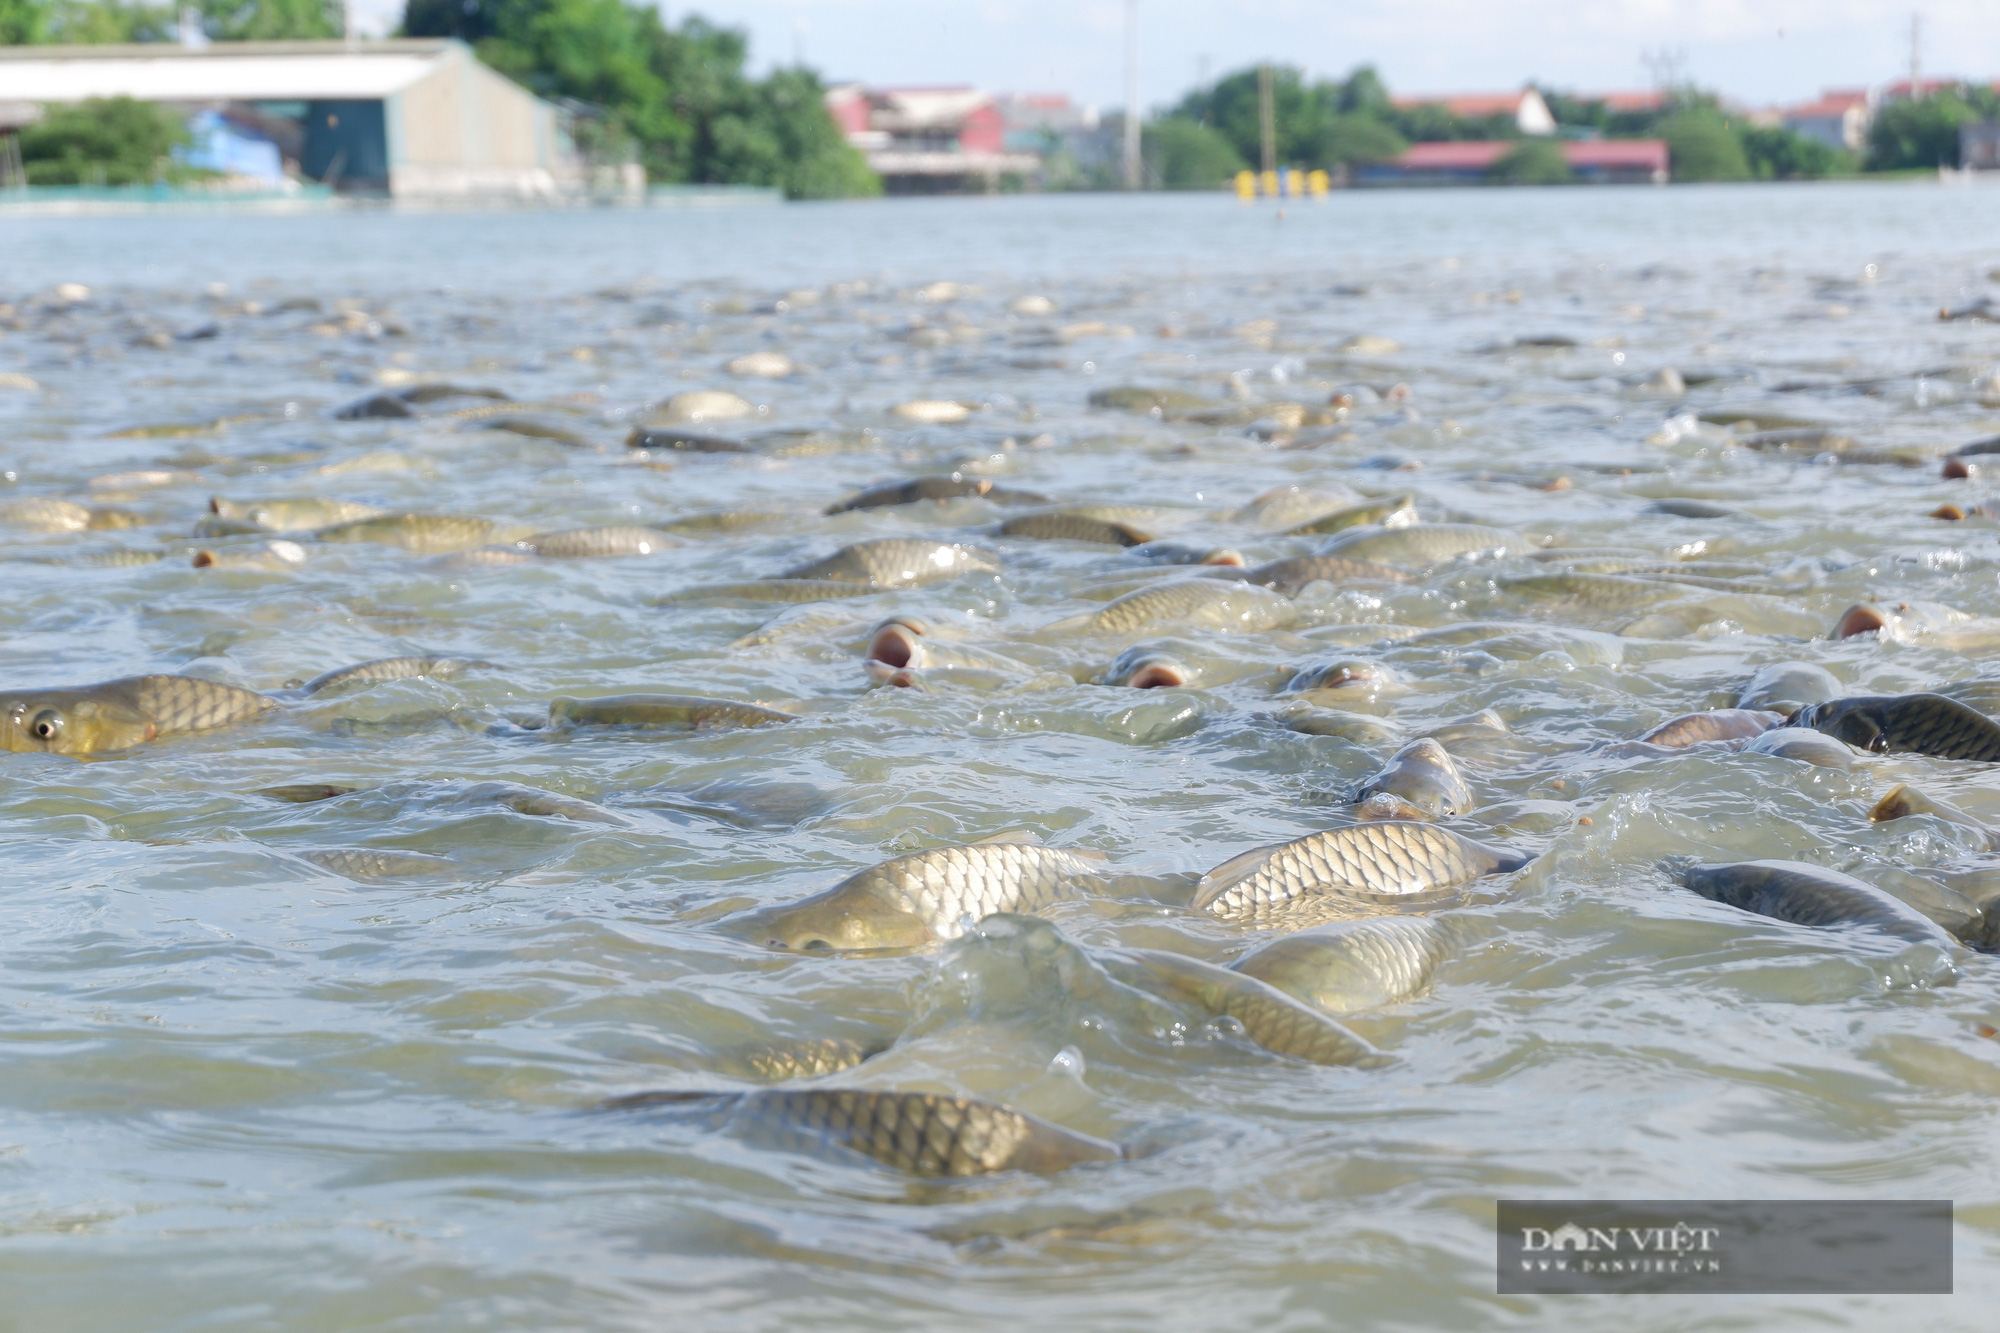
left=355, top=2, right=1999, bottom=111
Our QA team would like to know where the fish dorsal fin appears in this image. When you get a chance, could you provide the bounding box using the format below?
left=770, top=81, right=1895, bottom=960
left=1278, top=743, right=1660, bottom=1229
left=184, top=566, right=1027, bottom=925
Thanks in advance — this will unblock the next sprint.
left=1190, top=842, right=1288, bottom=909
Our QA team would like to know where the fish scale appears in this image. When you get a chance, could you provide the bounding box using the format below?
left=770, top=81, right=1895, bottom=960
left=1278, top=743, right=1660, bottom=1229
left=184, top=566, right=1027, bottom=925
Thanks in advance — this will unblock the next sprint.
left=1065, top=579, right=1293, bottom=634
left=1232, top=918, right=1451, bottom=1014
left=781, top=539, right=999, bottom=586
left=1196, top=823, right=1527, bottom=922
left=605, top=1088, right=1122, bottom=1175
left=1117, top=950, right=1388, bottom=1066
left=125, top=676, right=279, bottom=732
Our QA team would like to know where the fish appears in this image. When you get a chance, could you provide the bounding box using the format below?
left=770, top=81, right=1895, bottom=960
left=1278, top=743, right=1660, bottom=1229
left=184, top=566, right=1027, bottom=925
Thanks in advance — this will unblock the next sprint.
left=1230, top=917, right=1452, bottom=1014
left=1738, top=427, right=1855, bottom=454
left=1354, top=738, right=1474, bottom=817
left=1231, top=485, right=1362, bottom=531
left=1109, top=949, right=1390, bottom=1067
left=658, top=580, right=889, bottom=605
left=427, top=780, right=622, bottom=823
left=313, top=513, right=505, bottom=553
left=1868, top=784, right=2000, bottom=850
left=825, top=476, right=1046, bottom=512
left=1674, top=859, right=1952, bottom=946
left=298, top=656, right=496, bottom=696
left=781, top=539, right=1001, bottom=587
left=1098, top=645, right=1196, bottom=689
left=298, top=848, right=463, bottom=880
left=0, top=675, right=278, bottom=756
left=1320, top=522, right=1536, bottom=566
left=1046, top=579, right=1294, bottom=635
left=1263, top=701, right=1401, bottom=745
left=479, top=417, right=590, bottom=447
left=547, top=694, right=796, bottom=731
left=1194, top=824, right=1530, bottom=925
left=1231, top=554, right=1412, bottom=595
left=1644, top=499, right=1740, bottom=518
left=1498, top=573, right=1688, bottom=611
left=1282, top=494, right=1418, bottom=536
left=1831, top=601, right=1973, bottom=641
left=1736, top=661, right=1841, bottom=715
left=626, top=426, right=752, bottom=452
left=0, top=497, right=93, bottom=531
left=1740, top=728, right=1855, bottom=769
left=1637, top=708, right=1783, bottom=748
left=519, top=526, right=677, bottom=558
left=1787, top=694, right=2000, bottom=762
left=401, top=383, right=508, bottom=405
left=1088, top=385, right=1214, bottom=415
left=1937, top=680, right=2000, bottom=716
left=333, top=392, right=415, bottom=419
left=597, top=1088, right=1122, bottom=1176
left=654, top=508, right=793, bottom=535
left=255, top=784, right=362, bottom=803
left=191, top=540, right=307, bottom=570
left=719, top=1036, right=884, bottom=1081
left=1285, top=658, right=1397, bottom=695
left=864, top=618, right=1027, bottom=673
left=999, top=513, right=1153, bottom=546
left=1126, top=541, right=1246, bottom=567
left=733, top=841, right=1110, bottom=952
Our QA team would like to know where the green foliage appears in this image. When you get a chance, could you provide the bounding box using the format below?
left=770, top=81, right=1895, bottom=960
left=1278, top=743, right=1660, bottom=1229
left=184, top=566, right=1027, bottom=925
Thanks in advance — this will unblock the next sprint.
left=1660, top=108, right=1750, bottom=182
left=1487, top=138, right=1572, bottom=184
left=1740, top=125, right=1848, bottom=180
left=196, top=0, right=341, bottom=39
left=1319, top=113, right=1405, bottom=164
left=1866, top=91, right=1997, bottom=169
left=1143, top=117, right=1244, bottom=189
left=46, top=0, right=173, bottom=41
left=1170, top=64, right=1329, bottom=167
left=404, top=0, right=875, bottom=197
left=1, top=0, right=47, bottom=42
left=18, top=96, right=210, bottom=185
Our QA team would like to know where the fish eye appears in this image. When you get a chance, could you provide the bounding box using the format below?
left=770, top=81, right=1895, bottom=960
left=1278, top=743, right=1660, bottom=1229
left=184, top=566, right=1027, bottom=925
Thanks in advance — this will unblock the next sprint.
left=798, top=938, right=832, bottom=952
left=28, top=709, right=62, bottom=742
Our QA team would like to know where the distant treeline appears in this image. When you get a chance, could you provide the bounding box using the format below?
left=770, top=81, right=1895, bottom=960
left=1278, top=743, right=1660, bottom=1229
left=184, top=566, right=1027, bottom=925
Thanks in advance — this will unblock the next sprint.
left=0, top=0, right=878, bottom=199
left=1144, top=62, right=1999, bottom=188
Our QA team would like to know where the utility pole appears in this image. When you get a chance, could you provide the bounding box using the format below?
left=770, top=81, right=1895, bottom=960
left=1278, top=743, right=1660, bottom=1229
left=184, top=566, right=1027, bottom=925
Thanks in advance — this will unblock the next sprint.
left=1908, top=12, right=1922, bottom=97
left=1122, top=0, right=1141, bottom=189
left=1257, top=63, right=1277, bottom=174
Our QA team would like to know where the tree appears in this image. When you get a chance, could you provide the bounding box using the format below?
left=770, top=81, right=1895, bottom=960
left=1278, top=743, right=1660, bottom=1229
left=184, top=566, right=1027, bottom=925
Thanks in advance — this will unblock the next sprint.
left=1487, top=138, right=1572, bottom=184
left=1320, top=113, right=1405, bottom=165
left=1, top=0, right=47, bottom=42
left=1740, top=125, right=1846, bottom=180
left=403, top=0, right=876, bottom=197
left=196, top=0, right=341, bottom=40
left=1169, top=64, right=1332, bottom=167
left=18, top=97, right=206, bottom=185
left=1866, top=91, right=1986, bottom=169
left=1660, top=108, right=1750, bottom=181
left=1143, top=118, right=1244, bottom=188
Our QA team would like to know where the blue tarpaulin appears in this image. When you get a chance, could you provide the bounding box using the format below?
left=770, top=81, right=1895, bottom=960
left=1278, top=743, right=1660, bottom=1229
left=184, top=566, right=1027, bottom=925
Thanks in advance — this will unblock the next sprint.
left=177, top=110, right=285, bottom=184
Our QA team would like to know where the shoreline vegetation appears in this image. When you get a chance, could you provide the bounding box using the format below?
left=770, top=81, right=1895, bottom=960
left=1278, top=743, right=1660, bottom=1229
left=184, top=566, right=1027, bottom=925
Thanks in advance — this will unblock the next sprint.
left=3, top=1, right=1996, bottom=199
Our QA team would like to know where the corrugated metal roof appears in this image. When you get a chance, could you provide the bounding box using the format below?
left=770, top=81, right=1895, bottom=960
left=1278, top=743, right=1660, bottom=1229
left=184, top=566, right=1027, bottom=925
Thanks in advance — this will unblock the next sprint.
left=0, top=40, right=457, bottom=103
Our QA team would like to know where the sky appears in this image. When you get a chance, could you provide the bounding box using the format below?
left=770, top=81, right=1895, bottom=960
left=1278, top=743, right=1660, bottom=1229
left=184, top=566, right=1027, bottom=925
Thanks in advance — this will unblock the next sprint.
left=351, top=1, right=2000, bottom=111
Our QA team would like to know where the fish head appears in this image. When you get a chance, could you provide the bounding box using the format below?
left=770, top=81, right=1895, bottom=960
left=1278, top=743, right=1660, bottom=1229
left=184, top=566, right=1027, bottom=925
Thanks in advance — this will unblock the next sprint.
left=731, top=891, right=937, bottom=954
left=1793, top=698, right=1888, bottom=752
left=0, top=690, right=156, bottom=756
left=866, top=617, right=929, bottom=668
left=1289, top=657, right=1382, bottom=692
left=1100, top=645, right=1189, bottom=689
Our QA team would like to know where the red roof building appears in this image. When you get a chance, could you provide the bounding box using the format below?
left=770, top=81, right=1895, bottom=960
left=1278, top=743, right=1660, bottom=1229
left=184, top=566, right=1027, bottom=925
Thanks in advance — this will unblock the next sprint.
left=1358, top=139, right=1667, bottom=185
left=1782, top=88, right=1871, bottom=152
left=1391, top=88, right=1556, bottom=135
left=823, top=84, right=1038, bottom=192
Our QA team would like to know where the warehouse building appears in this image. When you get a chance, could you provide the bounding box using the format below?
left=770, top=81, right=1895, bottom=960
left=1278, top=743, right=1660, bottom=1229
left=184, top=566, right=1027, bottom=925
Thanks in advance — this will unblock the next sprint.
left=0, top=39, right=579, bottom=198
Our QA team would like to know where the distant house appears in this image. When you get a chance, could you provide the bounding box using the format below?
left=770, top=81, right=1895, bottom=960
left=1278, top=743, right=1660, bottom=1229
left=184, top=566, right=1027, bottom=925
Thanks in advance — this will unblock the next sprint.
left=0, top=39, right=579, bottom=197
left=1391, top=88, right=1556, bottom=136
left=1783, top=89, right=1871, bottom=152
left=1585, top=90, right=1668, bottom=116
left=1965, top=122, right=2000, bottom=170
left=1356, top=139, right=1668, bottom=186
left=825, top=84, right=1040, bottom=193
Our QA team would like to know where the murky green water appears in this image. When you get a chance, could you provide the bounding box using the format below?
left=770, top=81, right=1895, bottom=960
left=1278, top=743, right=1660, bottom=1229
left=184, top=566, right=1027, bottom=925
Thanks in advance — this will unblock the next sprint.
left=3, top=186, right=2000, bottom=1329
